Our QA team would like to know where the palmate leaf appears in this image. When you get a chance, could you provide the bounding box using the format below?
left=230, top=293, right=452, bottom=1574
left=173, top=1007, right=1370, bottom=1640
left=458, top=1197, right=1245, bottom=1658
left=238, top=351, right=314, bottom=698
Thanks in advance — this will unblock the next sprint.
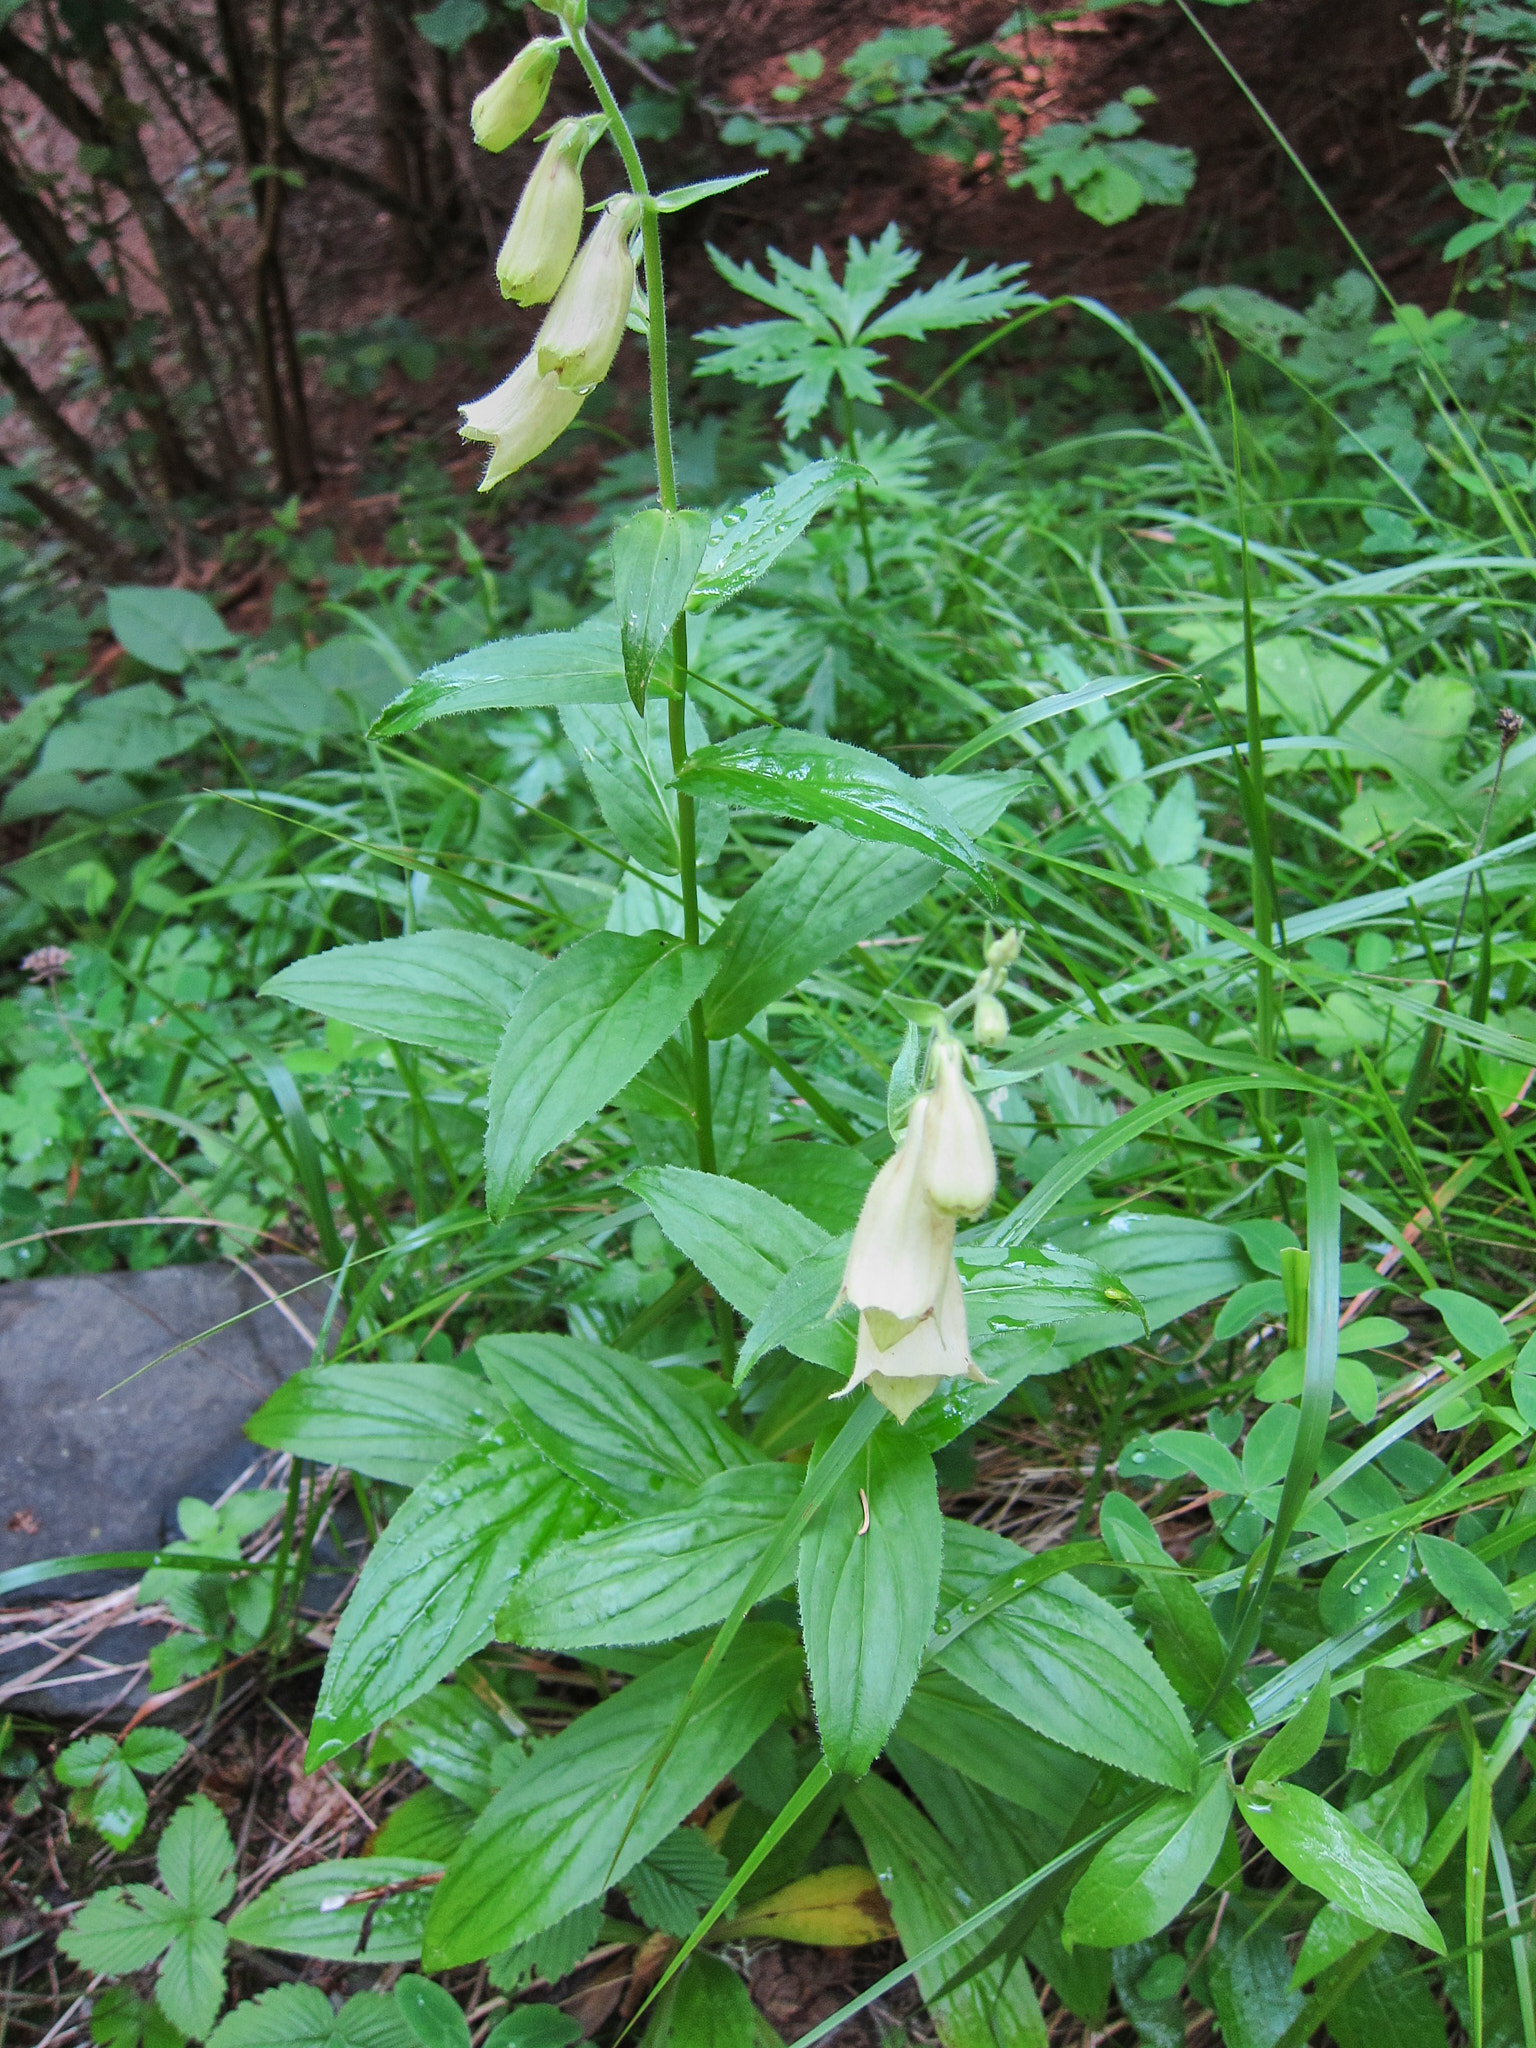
left=696, top=224, right=1031, bottom=434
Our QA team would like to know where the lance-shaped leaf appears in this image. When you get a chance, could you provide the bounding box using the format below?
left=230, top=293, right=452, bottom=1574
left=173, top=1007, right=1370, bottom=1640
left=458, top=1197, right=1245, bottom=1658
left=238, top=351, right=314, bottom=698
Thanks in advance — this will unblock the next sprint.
left=689, top=459, right=869, bottom=610
left=1236, top=1778, right=1445, bottom=1951
left=799, top=1423, right=941, bottom=1776
left=422, top=1626, right=802, bottom=1965
left=497, top=1464, right=803, bottom=1650
left=309, top=1425, right=606, bottom=1763
left=265, top=931, right=539, bottom=1066
left=368, top=615, right=627, bottom=737
left=1063, top=1767, right=1233, bottom=1948
left=650, top=171, right=766, bottom=213
left=228, top=1858, right=441, bottom=1964
left=484, top=930, right=721, bottom=1218
left=933, top=1520, right=1196, bottom=1789
left=247, top=1364, right=507, bottom=1488
left=476, top=1332, right=756, bottom=1515
left=612, top=507, right=712, bottom=712
left=674, top=729, right=992, bottom=894
left=701, top=771, right=1021, bottom=1037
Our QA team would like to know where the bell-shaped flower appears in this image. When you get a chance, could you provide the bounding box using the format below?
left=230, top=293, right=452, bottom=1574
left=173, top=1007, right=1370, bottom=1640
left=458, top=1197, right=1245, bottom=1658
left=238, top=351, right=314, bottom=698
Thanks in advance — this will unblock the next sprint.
left=496, top=116, right=604, bottom=307
left=459, top=353, right=583, bottom=490
left=919, top=1037, right=996, bottom=1219
left=844, top=1258, right=984, bottom=1425
left=833, top=1091, right=990, bottom=1425
left=471, top=38, right=560, bottom=153
left=535, top=194, right=642, bottom=392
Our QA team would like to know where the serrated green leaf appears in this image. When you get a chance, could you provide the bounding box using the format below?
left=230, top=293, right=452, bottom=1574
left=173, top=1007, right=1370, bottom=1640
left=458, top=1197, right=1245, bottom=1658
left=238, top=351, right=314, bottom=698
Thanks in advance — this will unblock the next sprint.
left=484, top=931, right=722, bottom=1218
left=933, top=1522, right=1196, bottom=1789
left=107, top=586, right=237, bottom=674
left=497, top=1464, right=802, bottom=1650
left=423, top=1626, right=802, bottom=1966
left=612, top=507, right=712, bottom=712
left=700, top=773, right=1021, bottom=1038
left=368, top=615, right=627, bottom=737
left=309, top=1426, right=604, bottom=1762
left=159, top=1795, right=236, bottom=1915
left=247, top=1365, right=507, bottom=1488
left=264, top=933, right=538, bottom=1065
left=207, top=1984, right=419, bottom=2048
left=688, top=461, right=868, bottom=611
left=476, top=1332, right=756, bottom=1516
left=153, top=1914, right=228, bottom=2040
left=799, top=1424, right=940, bottom=1776
left=227, top=1859, right=441, bottom=1963
left=674, top=729, right=992, bottom=893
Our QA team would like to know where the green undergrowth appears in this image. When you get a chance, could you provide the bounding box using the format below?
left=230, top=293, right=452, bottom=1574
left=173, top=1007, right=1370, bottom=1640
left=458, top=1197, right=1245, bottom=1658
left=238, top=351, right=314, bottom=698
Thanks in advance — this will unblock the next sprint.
left=7, top=217, right=1536, bottom=2047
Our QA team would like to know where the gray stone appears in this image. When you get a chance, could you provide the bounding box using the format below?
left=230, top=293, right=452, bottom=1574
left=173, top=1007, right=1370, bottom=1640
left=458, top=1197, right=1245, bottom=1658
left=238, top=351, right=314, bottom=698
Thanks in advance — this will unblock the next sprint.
left=0, top=1256, right=326, bottom=1717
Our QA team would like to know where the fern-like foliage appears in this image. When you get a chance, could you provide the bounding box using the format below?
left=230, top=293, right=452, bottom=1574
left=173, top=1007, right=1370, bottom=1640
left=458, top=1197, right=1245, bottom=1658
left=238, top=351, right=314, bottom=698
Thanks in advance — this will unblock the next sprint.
left=695, top=223, right=1035, bottom=436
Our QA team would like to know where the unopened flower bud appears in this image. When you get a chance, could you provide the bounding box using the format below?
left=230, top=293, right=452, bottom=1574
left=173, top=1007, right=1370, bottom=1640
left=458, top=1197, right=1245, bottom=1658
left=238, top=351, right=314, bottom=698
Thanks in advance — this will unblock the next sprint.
left=973, top=993, right=1009, bottom=1050
left=920, top=1038, right=997, bottom=1218
left=471, top=38, right=560, bottom=153
left=459, top=353, right=583, bottom=489
left=496, top=116, right=604, bottom=306
left=985, top=927, right=1020, bottom=970
left=535, top=193, right=642, bottom=392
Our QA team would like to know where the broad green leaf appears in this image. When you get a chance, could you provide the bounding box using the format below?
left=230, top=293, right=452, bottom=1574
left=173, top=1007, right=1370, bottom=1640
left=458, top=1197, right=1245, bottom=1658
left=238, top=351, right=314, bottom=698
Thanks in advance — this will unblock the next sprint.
left=159, top=1795, right=237, bottom=1915
left=896, top=1670, right=1096, bottom=1834
left=383, top=1682, right=524, bottom=1807
left=612, top=507, right=711, bottom=712
left=736, top=1233, right=854, bottom=1383
left=1206, top=1906, right=1306, bottom=2048
left=265, top=933, right=538, bottom=1066
left=798, top=1424, right=940, bottom=1776
left=1235, top=1779, right=1444, bottom=1950
left=60, top=1885, right=182, bottom=1975
left=208, top=1985, right=418, bottom=2048
left=846, top=1774, right=1049, bottom=2048
left=1252, top=1671, right=1332, bottom=1783
left=120, top=1729, right=186, bottom=1776
left=422, top=1626, right=802, bottom=1965
left=955, top=1243, right=1142, bottom=1340
left=639, top=1951, right=759, bottom=2046
left=1318, top=1534, right=1415, bottom=1633
left=107, top=585, right=237, bottom=673
left=1063, top=1767, right=1232, bottom=1947
left=1424, top=1287, right=1509, bottom=1360
left=1346, top=1667, right=1471, bottom=1777
left=484, top=931, right=721, bottom=1217
left=393, top=1977, right=470, bottom=2048
left=227, top=1858, right=441, bottom=1963
left=309, top=1425, right=604, bottom=1762
left=154, top=1915, right=230, bottom=2040
left=370, top=1787, right=476, bottom=1863
left=485, top=2011, right=583, bottom=2048
left=933, top=1521, right=1196, bottom=1789
left=561, top=694, right=724, bottom=875
left=247, top=1365, right=506, bottom=1487
left=1146, top=1429, right=1245, bottom=1495
left=1327, top=1939, right=1450, bottom=2048
left=476, top=1332, right=756, bottom=1515
left=629, top=1164, right=832, bottom=1333
left=701, top=773, right=1021, bottom=1038
left=689, top=460, right=868, bottom=610
left=1098, top=1495, right=1245, bottom=1736
left=675, top=729, right=991, bottom=892
left=369, top=615, right=627, bottom=737
left=1416, top=1532, right=1513, bottom=1628
left=497, top=1464, right=803, bottom=1649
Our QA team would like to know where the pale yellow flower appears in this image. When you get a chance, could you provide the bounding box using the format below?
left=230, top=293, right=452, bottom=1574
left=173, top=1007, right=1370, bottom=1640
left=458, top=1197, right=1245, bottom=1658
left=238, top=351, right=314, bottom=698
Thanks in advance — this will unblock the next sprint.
left=535, top=194, right=642, bottom=392
left=471, top=39, right=560, bottom=153
left=496, top=117, right=603, bottom=307
left=459, top=354, right=583, bottom=490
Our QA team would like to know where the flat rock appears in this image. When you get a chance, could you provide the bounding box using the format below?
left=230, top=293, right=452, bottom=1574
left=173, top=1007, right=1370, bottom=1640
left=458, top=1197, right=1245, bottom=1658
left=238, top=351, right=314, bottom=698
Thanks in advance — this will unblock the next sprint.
left=0, top=1256, right=326, bottom=1718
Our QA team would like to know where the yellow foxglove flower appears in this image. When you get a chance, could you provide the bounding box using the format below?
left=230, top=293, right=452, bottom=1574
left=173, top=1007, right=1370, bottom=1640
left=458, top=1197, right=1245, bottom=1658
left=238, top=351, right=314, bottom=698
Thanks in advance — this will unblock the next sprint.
left=471, top=38, right=560, bottom=153
left=459, top=354, right=583, bottom=489
left=496, top=116, right=604, bottom=307
left=833, top=1092, right=989, bottom=1425
left=919, top=1038, right=996, bottom=1218
left=972, top=992, right=1009, bottom=1049
left=535, top=194, right=642, bottom=392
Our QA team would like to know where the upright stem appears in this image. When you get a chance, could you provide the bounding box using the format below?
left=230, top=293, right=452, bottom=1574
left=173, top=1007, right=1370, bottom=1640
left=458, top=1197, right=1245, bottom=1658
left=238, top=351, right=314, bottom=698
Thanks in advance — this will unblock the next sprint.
left=568, top=26, right=730, bottom=1363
